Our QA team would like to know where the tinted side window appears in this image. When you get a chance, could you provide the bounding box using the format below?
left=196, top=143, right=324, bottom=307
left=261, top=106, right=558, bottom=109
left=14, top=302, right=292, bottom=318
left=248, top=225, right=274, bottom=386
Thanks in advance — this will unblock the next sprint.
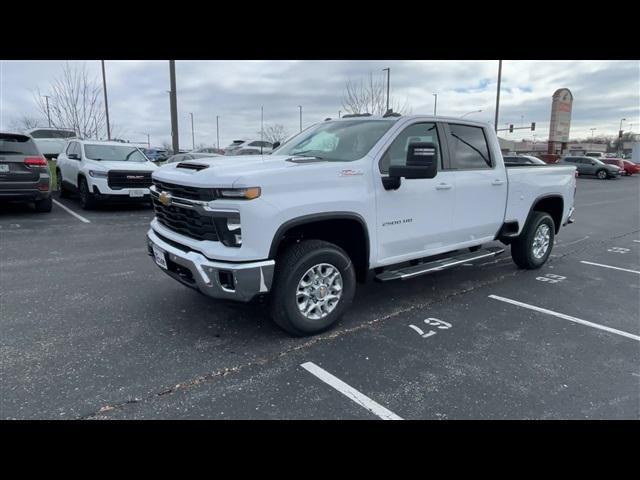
left=379, top=122, right=440, bottom=174
left=448, top=124, right=492, bottom=169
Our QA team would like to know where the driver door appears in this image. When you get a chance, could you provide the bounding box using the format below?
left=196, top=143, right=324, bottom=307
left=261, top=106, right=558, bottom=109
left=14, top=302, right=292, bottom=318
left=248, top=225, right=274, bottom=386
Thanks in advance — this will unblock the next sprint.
left=374, top=121, right=457, bottom=266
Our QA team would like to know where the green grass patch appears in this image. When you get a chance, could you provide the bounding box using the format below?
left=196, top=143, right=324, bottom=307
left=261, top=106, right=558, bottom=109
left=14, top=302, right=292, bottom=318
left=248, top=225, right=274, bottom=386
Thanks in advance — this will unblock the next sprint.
left=48, top=159, right=57, bottom=190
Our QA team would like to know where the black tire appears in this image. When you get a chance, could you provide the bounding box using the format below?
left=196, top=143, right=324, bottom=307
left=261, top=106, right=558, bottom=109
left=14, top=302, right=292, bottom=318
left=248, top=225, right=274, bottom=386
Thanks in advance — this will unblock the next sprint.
left=34, top=197, right=52, bottom=213
left=510, top=212, right=555, bottom=270
left=57, top=169, right=70, bottom=198
left=269, top=239, right=356, bottom=336
left=78, top=177, right=97, bottom=210
left=596, top=169, right=607, bottom=180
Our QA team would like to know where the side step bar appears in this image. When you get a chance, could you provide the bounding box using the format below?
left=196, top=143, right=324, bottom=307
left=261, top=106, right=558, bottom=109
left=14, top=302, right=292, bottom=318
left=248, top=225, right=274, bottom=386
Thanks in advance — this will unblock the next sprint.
left=375, top=247, right=505, bottom=282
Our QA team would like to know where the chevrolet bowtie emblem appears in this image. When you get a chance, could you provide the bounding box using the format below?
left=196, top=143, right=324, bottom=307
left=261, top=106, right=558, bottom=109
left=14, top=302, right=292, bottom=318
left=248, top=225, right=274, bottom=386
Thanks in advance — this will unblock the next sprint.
left=159, top=191, right=172, bottom=206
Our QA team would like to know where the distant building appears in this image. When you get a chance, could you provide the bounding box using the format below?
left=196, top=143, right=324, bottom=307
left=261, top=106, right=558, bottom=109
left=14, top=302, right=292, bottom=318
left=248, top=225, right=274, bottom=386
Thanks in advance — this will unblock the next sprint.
left=498, top=137, right=607, bottom=157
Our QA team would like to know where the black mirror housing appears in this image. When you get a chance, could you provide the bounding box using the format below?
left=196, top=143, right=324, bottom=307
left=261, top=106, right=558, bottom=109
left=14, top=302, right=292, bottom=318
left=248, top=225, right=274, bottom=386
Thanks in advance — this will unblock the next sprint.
left=272, top=141, right=281, bottom=149
left=389, top=142, right=438, bottom=179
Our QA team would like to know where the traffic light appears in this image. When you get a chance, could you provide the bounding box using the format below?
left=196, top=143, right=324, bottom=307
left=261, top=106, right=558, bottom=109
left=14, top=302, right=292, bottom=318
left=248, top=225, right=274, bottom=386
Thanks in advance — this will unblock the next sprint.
left=531, top=122, right=536, bottom=131
left=509, top=124, right=514, bottom=133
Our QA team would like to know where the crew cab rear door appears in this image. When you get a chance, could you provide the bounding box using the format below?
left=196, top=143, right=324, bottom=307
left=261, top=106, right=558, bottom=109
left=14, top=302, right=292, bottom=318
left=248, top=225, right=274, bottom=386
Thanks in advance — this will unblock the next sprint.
left=441, top=122, right=507, bottom=242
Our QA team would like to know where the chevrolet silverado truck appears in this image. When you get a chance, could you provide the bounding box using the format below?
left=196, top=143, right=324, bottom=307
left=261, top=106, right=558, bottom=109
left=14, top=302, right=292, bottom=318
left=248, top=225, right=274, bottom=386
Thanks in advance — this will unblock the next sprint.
left=147, top=115, right=576, bottom=336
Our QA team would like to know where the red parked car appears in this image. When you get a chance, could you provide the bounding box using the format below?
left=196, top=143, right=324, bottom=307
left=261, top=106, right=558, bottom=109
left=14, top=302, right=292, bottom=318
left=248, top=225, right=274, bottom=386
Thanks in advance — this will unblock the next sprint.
left=602, top=157, right=640, bottom=176
left=622, top=160, right=640, bottom=176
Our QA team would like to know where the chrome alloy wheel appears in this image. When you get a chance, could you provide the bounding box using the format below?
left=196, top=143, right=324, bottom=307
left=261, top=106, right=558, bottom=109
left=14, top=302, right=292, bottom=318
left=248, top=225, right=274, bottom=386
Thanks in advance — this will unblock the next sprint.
left=532, top=223, right=551, bottom=259
left=296, top=263, right=343, bottom=320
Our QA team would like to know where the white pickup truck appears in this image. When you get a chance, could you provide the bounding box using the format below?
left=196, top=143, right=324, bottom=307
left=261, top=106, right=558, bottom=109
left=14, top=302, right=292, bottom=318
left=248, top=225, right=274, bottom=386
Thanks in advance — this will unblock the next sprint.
left=147, top=115, right=576, bottom=336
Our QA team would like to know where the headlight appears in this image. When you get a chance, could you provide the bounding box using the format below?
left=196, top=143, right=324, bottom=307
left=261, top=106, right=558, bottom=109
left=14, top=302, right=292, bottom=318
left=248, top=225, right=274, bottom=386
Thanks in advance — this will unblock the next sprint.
left=218, top=187, right=261, bottom=200
left=89, top=170, right=107, bottom=178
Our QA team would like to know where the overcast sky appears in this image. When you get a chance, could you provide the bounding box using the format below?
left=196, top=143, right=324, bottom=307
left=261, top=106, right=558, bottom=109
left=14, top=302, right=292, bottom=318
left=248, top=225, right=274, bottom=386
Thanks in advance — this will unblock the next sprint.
left=1, top=60, right=638, bottom=148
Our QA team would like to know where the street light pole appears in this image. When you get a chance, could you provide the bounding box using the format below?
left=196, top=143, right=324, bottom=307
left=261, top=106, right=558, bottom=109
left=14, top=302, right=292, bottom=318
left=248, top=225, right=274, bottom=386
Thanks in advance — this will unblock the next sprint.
left=618, top=117, right=627, bottom=154
left=494, top=60, right=502, bottom=133
left=590, top=128, right=596, bottom=150
left=338, top=110, right=341, bottom=118
left=190, top=112, right=195, bottom=150
left=43, top=95, right=51, bottom=127
left=382, top=68, right=390, bottom=113
left=461, top=109, right=482, bottom=118
left=101, top=60, right=111, bottom=140
left=169, top=61, right=179, bottom=154
left=298, top=105, right=302, bottom=132
left=433, top=93, right=438, bottom=116
left=261, top=106, right=264, bottom=154
left=216, top=115, right=220, bottom=150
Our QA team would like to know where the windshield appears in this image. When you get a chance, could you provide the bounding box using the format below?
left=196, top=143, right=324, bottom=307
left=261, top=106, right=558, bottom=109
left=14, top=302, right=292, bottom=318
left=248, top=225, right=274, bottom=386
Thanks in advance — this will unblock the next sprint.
left=272, top=119, right=396, bottom=162
left=84, top=144, right=149, bottom=162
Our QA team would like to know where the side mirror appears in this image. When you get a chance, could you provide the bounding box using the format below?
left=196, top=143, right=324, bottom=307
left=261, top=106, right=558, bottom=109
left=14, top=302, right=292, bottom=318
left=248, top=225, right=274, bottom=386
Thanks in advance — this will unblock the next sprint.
left=272, top=141, right=281, bottom=149
left=382, top=142, right=438, bottom=190
left=68, top=153, right=80, bottom=160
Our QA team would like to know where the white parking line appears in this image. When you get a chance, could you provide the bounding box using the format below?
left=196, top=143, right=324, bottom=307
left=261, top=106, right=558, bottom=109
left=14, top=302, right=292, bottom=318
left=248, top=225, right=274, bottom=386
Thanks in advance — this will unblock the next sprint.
left=52, top=199, right=91, bottom=223
left=301, top=362, right=403, bottom=420
left=579, top=261, right=640, bottom=275
left=488, top=294, right=640, bottom=342
left=634, top=240, right=640, bottom=243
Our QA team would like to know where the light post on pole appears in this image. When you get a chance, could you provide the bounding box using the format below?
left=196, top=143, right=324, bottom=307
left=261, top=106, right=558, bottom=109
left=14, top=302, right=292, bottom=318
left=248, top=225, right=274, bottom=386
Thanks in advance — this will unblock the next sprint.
left=216, top=115, right=220, bottom=150
left=382, top=67, right=390, bottom=113
left=260, top=106, right=264, bottom=154
left=432, top=93, right=438, bottom=116
left=43, top=95, right=51, bottom=127
left=590, top=128, right=596, bottom=150
left=494, top=60, right=502, bottom=133
left=461, top=109, right=482, bottom=118
left=168, top=60, right=179, bottom=155
left=101, top=60, right=111, bottom=140
left=298, top=105, right=302, bottom=132
left=338, top=110, right=341, bottom=118
left=189, top=112, right=195, bottom=150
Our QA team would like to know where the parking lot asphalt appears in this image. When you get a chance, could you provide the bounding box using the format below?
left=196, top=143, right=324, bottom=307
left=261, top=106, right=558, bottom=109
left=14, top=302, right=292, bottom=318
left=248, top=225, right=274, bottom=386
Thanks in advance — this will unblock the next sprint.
left=1, top=175, right=638, bottom=419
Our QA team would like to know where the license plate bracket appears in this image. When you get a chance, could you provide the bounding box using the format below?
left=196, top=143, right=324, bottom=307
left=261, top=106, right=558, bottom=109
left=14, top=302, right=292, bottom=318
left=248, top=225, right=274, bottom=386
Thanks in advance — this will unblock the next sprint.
left=153, top=245, right=168, bottom=269
left=129, top=189, right=146, bottom=197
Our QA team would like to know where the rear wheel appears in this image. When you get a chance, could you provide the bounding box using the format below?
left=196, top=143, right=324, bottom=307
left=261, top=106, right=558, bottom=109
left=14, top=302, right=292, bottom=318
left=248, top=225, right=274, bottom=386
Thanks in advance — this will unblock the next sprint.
left=596, top=169, right=607, bottom=180
left=270, top=239, right=356, bottom=336
left=78, top=177, right=97, bottom=210
left=511, top=212, right=555, bottom=270
left=34, top=197, right=52, bottom=213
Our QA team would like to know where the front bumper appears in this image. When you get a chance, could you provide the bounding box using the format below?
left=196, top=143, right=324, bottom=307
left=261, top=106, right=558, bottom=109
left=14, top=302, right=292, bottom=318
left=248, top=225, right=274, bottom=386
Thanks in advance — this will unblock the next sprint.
left=146, top=228, right=274, bottom=302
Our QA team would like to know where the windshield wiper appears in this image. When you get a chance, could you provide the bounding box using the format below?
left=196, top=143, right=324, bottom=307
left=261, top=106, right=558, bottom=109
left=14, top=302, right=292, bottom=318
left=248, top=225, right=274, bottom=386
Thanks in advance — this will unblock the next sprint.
left=290, top=150, right=323, bottom=159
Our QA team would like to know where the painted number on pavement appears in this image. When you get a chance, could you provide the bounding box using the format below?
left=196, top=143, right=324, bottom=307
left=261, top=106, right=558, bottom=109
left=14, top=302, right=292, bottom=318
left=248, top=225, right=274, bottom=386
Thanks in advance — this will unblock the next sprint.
left=536, top=273, right=566, bottom=284
left=409, top=318, right=452, bottom=339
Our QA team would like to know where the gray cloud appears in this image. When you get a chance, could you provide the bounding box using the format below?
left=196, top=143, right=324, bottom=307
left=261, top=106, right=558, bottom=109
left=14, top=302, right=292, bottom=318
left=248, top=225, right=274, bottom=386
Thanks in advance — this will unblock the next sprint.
left=1, top=60, right=638, bottom=147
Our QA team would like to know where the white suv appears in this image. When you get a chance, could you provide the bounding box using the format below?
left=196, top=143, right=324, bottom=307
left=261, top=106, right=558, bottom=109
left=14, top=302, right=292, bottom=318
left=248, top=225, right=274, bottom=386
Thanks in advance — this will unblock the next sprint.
left=224, top=139, right=273, bottom=155
left=56, top=140, right=157, bottom=209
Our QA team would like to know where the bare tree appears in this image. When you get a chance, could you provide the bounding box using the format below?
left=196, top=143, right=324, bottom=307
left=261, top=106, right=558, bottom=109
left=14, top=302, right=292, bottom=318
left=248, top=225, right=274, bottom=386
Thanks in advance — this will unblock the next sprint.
left=341, top=72, right=410, bottom=116
left=33, top=62, right=108, bottom=139
left=260, top=124, right=290, bottom=144
left=7, top=115, right=43, bottom=132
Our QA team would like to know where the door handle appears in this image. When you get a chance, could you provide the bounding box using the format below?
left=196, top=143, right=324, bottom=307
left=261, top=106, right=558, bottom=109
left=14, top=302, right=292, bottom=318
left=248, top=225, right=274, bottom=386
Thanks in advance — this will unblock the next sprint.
left=491, top=179, right=505, bottom=185
left=435, top=183, right=452, bottom=190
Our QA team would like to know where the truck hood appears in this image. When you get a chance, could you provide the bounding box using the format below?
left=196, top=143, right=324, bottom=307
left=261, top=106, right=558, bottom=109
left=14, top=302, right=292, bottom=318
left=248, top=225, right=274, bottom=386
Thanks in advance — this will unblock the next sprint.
left=152, top=154, right=330, bottom=188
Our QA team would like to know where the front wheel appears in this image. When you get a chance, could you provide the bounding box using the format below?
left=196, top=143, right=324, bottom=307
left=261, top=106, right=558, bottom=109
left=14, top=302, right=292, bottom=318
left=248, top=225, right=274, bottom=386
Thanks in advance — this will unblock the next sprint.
left=596, top=169, right=607, bottom=180
left=269, top=239, right=356, bottom=336
left=78, top=177, right=97, bottom=210
left=511, top=212, right=555, bottom=270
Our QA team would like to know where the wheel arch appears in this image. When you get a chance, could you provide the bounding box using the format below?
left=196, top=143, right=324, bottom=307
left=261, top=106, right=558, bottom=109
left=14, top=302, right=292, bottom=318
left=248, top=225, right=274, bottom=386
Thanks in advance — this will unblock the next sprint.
left=269, top=212, right=370, bottom=282
left=527, top=194, right=564, bottom=234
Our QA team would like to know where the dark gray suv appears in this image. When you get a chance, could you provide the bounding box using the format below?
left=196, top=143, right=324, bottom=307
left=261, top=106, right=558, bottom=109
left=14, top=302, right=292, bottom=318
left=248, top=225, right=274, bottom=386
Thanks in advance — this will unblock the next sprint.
left=559, top=156, right=620, bottom=180
left=0, top=132, right=52, bottom=212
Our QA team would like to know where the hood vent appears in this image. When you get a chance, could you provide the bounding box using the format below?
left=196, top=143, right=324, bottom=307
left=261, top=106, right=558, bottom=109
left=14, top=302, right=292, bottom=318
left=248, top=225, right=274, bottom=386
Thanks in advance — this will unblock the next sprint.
left=286, top=157, right=327, bottom=164
left=176, top=162, right=208, bottom=171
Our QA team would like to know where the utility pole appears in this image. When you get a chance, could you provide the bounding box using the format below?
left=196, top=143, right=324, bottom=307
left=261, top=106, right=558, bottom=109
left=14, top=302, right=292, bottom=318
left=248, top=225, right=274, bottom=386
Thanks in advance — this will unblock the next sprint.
left=260, top=106, right=264, bottom=154
left=298, top=105, right=302, bottom=132
left=216, top=115, right=220, bottom=149
left=190, top=112, right=195, bottom=150
left=43, top=95, right=51, bottom=127
left=433, top=93, right=438, bottom=116
left=101, top=60, right=111, bottom=140
left=494, top=60, right=502, bottom=133
left=147, top=133, right=150, bottom=148
left=383, top=67, right=390, bottom=113
left=169, top=61, right=179, bottom=154
left=338, top=110, right=341, bottom=118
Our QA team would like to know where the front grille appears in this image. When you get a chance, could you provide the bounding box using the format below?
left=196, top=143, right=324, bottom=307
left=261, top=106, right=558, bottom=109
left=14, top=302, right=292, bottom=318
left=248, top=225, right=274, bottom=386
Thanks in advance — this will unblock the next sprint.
left=108, top=170, right=153, bottom=189
left=152, top=179, right=217, bottom=202
left=152, top=198, right=219, bottom=242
